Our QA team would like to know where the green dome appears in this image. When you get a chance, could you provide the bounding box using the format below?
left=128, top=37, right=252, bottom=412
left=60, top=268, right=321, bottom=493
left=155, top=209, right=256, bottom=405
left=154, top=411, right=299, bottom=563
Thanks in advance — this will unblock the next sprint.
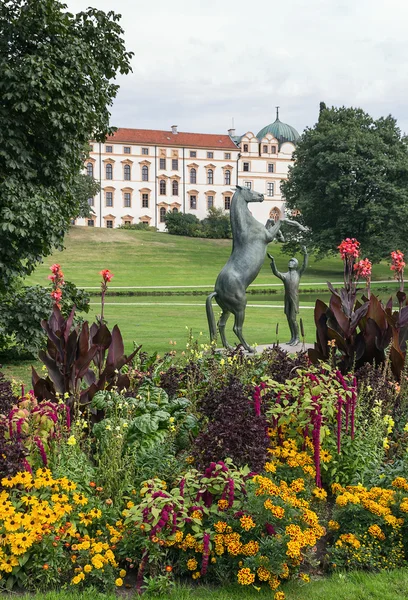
left=256, top=116, right=300, bottom=145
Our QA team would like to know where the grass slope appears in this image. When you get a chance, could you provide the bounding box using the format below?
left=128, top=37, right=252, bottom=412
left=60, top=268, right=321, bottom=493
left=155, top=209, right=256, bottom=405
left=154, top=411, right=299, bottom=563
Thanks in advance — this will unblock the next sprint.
left=27, top=227, right=394, bottom=289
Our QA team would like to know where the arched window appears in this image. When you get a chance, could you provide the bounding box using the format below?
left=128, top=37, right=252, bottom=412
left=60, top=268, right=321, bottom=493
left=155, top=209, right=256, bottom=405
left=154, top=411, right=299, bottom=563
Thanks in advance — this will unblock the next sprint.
left=124, top=164, right=131, bottom=180
left=207, top=169, right=213, bottom=184
left=271, top=145, right=277, bottom=153
left=172, top=180, right=179, bottom=196
left=243, top=144, right=248, bottom=152
left=106, top=163, right=113, bottom=179
left=160, top=207, right=167, bottom=222
left=269, top=207, right=281, bottom=222
left=224, top=170, right=231, bottom=185
left=142, top=165, right=149, bottom=181
left=172, top=207, right=179, bottom=213
left=160, top=180, right=166, bottom=195
left=86, top=162, right=93, bottom=177
left=190, top=168, right=196, bottom=184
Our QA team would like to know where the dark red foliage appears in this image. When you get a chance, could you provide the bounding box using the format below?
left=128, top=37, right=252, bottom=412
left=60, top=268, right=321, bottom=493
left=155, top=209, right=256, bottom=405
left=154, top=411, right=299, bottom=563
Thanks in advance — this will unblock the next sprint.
left=0, top=370, right=17, bottom=416
left=355, top=362, right=397, bottom=414
left=159, top=366, right=182, bottom=399
left=261, top=347, right=309, bottom=383
left=0, top=421, right=27, bottom=483
left=192, top=377, right=269, bottom=472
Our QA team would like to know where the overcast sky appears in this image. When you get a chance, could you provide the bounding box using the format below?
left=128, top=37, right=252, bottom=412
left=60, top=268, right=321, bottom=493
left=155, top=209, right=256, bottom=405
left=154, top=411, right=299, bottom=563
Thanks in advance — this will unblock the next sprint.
left=66, top=0, right=408, bottom=137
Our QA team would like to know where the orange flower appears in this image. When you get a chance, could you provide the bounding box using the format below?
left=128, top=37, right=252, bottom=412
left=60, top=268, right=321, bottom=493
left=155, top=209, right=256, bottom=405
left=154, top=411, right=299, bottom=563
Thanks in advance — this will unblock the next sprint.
left=165, top=565, right=173, bottom=572
left=43, top=564, right=49, bottom=570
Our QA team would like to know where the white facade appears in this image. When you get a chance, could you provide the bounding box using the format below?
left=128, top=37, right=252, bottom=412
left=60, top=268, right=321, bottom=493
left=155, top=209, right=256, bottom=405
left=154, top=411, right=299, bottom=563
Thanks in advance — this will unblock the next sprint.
left=76, top=124, right=297, bottom=231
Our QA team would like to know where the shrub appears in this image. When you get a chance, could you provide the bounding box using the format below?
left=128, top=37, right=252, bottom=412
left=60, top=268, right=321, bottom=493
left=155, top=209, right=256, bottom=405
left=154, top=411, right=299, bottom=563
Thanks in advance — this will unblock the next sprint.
left=118, top=222, right=157, bottom=231
left=327, top=479, right=408, bottom=571
left=0, top=283, right=90, bottom=357
left=164, top=211, right=202, bottom=237
left=123, top=460, right=324, bottom=592
left=192, top=376, right=269, bottom=472
left=0, top=468, right=123, bottom=591
left=0, top=370, right=16, bottom=416
left=0, top=422, right=27, bottom=482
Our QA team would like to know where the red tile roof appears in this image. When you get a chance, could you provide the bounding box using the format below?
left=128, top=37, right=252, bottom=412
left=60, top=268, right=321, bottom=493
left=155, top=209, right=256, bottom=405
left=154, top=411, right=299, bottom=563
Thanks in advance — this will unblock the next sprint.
left=105, top=128, right=238, bottom=150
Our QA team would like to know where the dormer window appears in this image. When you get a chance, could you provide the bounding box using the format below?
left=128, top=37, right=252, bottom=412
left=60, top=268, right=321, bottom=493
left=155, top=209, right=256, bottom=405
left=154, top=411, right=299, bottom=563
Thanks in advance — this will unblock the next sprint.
left=263, top=145, right=268, bottom=153
left=243, top=144, right=249, bottom=152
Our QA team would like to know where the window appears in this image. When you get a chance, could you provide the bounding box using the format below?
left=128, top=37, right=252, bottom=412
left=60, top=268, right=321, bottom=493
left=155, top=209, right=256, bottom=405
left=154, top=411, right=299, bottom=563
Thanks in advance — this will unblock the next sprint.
left=105, top=145, right=112, bottom=153
left=207, top=169, right=214, bottom=184
left=207, top=195, right=214, bottom=209
left=124, top=146, right=131, bottom=154
left=142, top=165, right=149, bottom=181
left=87, top=219, right=94, bottom=227
left=243, top=162, right=250, bottom=172
left=142, top=193, right=149, bottom=208
left=159, top=207, right=166, bottom=223
left=267, top=182, right=275, bottom=197
left=172, top=207, right=178, bottom=213
left=160, top=158, right=166, bottom=170
left=190, top=195, right=197, bottom=209
left=160, top=180, right=166, bottom=195
left=172, top=158, right=178, bottom=170
left=263, top=145, right=268, bottom=153
left=243, top=144, right=248, bottom=152
left=190, top=151, right=197, bottom=158
left=89, top=145, right=93, bottom=152
left=244, top=181, right=252, bottom=190
left=224, top=196, right=231, bottom=210
left=124, top=220, right=131, bottom=225
left=268, top=163, right=274, bottom=173
left=142, top=147, right=149, bottom=155
left=190, top=168, right=196, bottom=184
left=105, top=163, right=113, bottom=179
left=124, top=192, right=131, bottom=207
left=124, top=164, right=131, bottom=180
left=86, top=162, right=93, bottom=177
left=106, top=220, right=113, bottom=228
left=172, top=180, right=179, bottom=196
left=225, top=153, right=231, bottom=160
left=106, top=192, right=113, bottom=207
left=88, top=197, right=94, bottom=206
left=224, top=169, right=231, bottom=185
left=271, top=145, right=277, bottom=153
left=207, top=152, right=214, bottom=159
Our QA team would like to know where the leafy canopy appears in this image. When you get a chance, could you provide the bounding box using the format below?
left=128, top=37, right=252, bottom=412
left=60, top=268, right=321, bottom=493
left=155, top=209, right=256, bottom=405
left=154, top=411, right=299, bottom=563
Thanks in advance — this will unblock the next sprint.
left=0, top=0, right=133, bottom=291
left=282, top=104, right=408, bottom=262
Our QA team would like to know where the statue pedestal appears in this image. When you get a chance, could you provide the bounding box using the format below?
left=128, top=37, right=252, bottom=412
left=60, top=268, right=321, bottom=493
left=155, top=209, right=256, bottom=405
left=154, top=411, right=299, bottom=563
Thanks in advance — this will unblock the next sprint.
left=215, top=342, right=313, bottom=354
left=255, top=342, right=313, bottom=354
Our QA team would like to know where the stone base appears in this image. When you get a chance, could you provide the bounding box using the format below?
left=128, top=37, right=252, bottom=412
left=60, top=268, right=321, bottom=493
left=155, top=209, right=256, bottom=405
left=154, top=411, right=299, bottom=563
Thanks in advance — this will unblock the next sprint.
left=215, top=342, right=313, bottom=354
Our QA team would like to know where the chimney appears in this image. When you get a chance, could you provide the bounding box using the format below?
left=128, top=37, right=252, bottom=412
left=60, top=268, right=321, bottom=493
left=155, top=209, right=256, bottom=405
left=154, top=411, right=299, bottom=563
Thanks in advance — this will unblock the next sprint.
left=171, top=125, right=178, bottom=134
left=228, top=128, right=236, bottom=137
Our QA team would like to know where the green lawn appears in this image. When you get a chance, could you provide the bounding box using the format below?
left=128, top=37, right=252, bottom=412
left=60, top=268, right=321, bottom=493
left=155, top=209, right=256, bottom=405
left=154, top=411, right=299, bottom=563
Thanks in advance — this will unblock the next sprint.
left=16, top=569, right=408, bottom=599
left=27, top=227, right=395, bottom=289
left=2, top=227, right=401, bottom=385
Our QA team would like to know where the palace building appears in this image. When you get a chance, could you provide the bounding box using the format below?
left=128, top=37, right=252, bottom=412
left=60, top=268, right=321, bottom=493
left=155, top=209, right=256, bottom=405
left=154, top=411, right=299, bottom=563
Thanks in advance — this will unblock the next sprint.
left=75, top=110, right=300, bottom=230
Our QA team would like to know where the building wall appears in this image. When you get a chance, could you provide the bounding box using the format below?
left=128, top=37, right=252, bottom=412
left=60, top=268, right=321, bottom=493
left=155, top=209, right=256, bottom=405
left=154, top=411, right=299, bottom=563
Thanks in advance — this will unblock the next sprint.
left=75, top=129, right=296, bottom=230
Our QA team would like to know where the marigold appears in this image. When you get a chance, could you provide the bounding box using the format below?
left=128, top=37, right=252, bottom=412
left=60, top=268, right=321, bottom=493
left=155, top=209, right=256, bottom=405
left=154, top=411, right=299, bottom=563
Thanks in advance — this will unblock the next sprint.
left=237, top=567, right=255, bottom=585
left=115, top=577, right=123, bottom=587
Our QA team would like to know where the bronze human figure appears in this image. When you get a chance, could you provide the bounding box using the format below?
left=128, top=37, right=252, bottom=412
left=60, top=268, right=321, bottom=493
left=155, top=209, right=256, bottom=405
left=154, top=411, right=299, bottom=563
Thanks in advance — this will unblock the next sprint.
left=268, top=246, right=308, bottom=345
left=206, top=185, right=305, bottom=352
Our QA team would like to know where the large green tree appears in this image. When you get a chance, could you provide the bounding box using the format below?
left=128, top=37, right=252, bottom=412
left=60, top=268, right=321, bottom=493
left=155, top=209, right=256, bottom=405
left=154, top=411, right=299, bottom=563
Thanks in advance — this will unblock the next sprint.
left=282, top=104, right=408, bottom=261
left=0, top=0, right=132, bottom=291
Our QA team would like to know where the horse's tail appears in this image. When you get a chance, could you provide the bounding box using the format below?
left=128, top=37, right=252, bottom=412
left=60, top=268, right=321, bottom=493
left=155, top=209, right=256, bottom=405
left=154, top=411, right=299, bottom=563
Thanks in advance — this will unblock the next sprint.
left=206, top=292, right=218, bottom=342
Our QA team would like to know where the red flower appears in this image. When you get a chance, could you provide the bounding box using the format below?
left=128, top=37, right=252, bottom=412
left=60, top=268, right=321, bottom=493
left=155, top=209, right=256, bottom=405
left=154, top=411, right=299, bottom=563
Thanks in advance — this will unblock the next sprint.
left=354, top=258, right=372, bottom=281
left=390, top=250, right=405, bottom=275
left=338, top=238, right=360, bottom=260
left=100, top=269, right=113, bottom=283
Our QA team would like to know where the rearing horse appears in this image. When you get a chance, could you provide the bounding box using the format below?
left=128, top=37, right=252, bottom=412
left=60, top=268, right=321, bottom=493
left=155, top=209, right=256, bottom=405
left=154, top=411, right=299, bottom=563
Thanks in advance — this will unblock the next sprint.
left=206, top=185, right=303, bottom=352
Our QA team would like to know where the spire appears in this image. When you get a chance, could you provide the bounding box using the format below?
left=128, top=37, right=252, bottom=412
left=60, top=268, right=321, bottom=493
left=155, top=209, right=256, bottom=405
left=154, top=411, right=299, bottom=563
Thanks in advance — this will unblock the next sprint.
left=275, top=106, right=280, bottom=121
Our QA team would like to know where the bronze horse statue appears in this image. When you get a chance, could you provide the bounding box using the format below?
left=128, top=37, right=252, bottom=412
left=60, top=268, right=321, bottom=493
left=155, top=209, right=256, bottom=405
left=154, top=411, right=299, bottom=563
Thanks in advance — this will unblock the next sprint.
left=206, top=185, right=305, bottom=352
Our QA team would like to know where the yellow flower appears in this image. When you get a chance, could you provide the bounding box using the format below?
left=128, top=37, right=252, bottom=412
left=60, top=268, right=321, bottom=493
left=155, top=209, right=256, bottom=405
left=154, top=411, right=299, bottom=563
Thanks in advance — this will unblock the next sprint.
left=67, top=435, right=76, bottom=446
left=217, top=499, right=229, bottom=510
left=312, top=487, right=327, bottom=501
left=115, top=578, right=123, bottom=587
left=237, top=567, right=255, bottom=585
left=187, top=558, right=198, bottom=571
left=328, top=520, right=340, bottom=530
left=119, top=569, right=126, bottom=578
left=84, top=564, right=92, bottom=573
